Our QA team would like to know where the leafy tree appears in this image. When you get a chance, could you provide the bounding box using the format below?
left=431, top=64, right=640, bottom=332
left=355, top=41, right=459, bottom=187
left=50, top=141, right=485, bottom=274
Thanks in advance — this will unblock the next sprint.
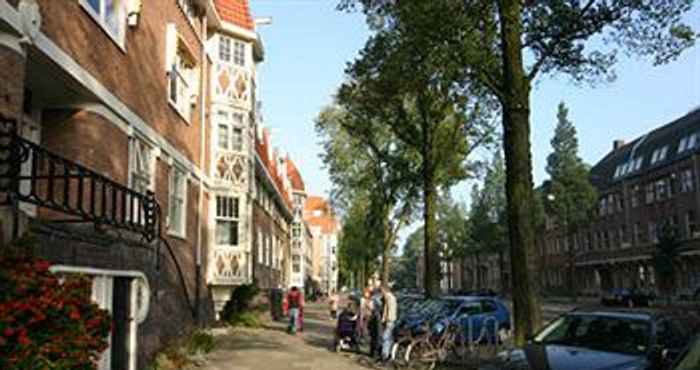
left=437, top=193, right=470, bottom=291
left=337, top=196, right=381, bottom=289
left=317, top=105, right=414, bottom=287
left=653, top=222, right=682, bottom=302
left=468, top=152, right=510, bottom=291
left=340, top=0, right=695, bottom=343
left=337, top=6, right=497, bottom=297
left=391, top=227, right=424, bottom=291
left=545, top=102, right=597, bottom=302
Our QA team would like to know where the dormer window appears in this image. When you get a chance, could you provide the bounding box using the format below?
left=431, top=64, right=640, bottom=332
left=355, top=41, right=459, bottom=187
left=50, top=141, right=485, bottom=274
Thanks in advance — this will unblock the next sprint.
left=679, top=133, right=697, bottom=153
left=234, top=41, right=246, bottom=66
left=651, top=146, right=669, bottom=165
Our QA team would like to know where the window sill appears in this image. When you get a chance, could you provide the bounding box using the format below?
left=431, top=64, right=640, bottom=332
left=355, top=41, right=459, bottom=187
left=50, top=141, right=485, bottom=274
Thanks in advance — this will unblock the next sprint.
left=79, top=0, right=127, bottom=53
left=167, top=229, right=187, bottom=241
left=168, top=99, right=193, bottom=125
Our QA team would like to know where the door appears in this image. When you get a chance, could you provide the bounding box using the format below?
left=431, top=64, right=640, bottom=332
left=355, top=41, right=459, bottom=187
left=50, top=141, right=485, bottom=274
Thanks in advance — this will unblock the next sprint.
left=111, top=277, right=132, bottom=370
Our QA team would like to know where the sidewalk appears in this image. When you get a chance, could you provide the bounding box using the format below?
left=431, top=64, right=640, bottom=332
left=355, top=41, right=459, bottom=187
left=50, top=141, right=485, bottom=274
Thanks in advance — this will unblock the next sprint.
left=199, top=304, right=374, bottom=370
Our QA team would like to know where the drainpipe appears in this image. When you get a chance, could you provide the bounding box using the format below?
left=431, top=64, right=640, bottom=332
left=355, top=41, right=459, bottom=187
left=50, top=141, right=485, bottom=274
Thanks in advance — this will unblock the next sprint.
left=195, top=12, right=208, bottom=325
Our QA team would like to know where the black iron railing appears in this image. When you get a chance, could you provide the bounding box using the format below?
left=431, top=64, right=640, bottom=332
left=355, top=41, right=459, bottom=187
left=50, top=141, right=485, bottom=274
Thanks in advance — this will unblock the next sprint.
left=0, top=119, right=159, bottom=241
left=0, top=118, right=196, bottom=319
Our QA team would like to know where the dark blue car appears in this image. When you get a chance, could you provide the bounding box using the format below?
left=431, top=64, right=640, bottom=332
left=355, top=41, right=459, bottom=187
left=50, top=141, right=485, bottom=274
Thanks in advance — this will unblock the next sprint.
left=444, top=296, right=511, bottom=343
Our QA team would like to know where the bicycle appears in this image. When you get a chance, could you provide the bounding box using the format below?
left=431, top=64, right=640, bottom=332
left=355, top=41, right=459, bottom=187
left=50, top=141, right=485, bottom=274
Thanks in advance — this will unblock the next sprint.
left=402, top=318, right=463, bottom=370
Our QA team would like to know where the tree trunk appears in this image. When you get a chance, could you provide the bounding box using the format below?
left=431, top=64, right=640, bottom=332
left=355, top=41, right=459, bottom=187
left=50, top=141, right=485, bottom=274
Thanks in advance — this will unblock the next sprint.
left=568, top=233, right=578, bottom=303
left=497, top=0, right=543, bottom=346
left=499, top=250, right=506, bottom=293
left=423, top=172, right=440, bottom=298
left=475, top=253, right=482, bottom=290
left=381, top=217, right=392, bottom=288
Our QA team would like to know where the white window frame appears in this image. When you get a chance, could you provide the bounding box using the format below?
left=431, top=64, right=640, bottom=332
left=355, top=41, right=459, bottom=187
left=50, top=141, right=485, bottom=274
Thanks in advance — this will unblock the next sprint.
left=257, top=231, right=263, bottom=264
left=219, top=35, right=232, bottom=62
left=233, top=40, right=246, bottom=66
left=128, top=136, right=156, bottom=224
left=79, top=0, right=127, bottom=51
left=215, top=196, right=240, bottom=247
left=167, top=164, right=188, bottom=238
left=176, top=0, right=197, bottom=26
left=168, top=38, right=198, bottom=123
left=681, top=169, right=695, bottom=192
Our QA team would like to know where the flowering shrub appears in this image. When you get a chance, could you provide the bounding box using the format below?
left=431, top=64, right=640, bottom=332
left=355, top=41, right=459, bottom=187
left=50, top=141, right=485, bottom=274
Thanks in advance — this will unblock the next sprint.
left=0, top=247, right=111, bottom=369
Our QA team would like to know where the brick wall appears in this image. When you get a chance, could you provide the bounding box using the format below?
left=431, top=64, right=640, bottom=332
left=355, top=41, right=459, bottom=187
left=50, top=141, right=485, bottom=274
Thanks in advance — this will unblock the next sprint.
left=35, top=0, right=207, bottom=167
left=0, top=45, right=25, bottom=119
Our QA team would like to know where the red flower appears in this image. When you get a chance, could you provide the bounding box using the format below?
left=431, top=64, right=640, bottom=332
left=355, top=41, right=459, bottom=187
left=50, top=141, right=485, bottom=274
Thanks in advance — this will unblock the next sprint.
left=3, top=328, right=14, bottom=337
left=17, top=335, right=31, bottom=346
left=69, top=310, right=81, bottom=321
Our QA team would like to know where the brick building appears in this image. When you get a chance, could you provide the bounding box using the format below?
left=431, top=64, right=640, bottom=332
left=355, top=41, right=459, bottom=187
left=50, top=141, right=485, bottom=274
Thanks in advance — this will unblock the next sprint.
left=304, top=196, right=340, bottom=294
left=251, top=127, right=293, bottom=291
left=540, top=108, right=700, bottom=297
left=0, top=0, right=294, bottom=368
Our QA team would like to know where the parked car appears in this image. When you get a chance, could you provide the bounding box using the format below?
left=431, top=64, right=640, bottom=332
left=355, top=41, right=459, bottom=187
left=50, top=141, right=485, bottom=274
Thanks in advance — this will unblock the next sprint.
left=671, top=335, right=700, bottom=370
left=444, top=296, right=511, bottom=342
left=481, top=308, right=693, bottom=370
left=601, top=288, right=654, bottom=307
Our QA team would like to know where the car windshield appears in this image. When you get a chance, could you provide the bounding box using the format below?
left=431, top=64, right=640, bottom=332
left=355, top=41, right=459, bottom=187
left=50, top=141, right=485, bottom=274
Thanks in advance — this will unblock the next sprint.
left=675, top=336, right=700, bottom=370
left=533, top=314, right=651, bottom=355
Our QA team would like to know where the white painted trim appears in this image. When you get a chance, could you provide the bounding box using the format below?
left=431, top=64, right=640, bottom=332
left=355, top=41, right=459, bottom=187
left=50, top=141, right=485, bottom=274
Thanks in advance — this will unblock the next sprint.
left=0, top=31, right=25, bottom=56
left=78, top=0, right=127, bottom=52
left=0, top=4, right=209, bottom=187
left=220, top=22, right=257, bottom=42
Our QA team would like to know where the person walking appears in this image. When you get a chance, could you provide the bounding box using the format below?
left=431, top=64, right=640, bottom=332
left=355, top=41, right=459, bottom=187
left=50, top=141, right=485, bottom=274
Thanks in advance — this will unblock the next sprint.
left=287, top=286, right=302, bottom=334
left=357, top=288, right=372, bottom=340
left=380, top=286, right=397, bottom=364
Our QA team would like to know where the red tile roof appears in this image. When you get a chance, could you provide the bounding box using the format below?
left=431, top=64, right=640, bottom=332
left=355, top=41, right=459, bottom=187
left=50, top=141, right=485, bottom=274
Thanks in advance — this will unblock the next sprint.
left=214, top=0, right=254, bottom=30
left=255, top=128, right=293, bottom=212
left=286, top=158, right=305, bottom=192
left=304, top=196, right=339, bottom=234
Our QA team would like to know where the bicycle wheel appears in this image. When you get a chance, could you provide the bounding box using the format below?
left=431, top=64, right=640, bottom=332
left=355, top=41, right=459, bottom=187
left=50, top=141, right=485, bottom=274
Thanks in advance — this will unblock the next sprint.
left=405, top=340, right=436, bottom=370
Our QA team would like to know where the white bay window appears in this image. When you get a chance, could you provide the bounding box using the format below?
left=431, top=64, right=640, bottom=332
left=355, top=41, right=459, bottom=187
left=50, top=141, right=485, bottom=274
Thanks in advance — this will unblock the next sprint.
left=215, top=196, right=239, bottom=246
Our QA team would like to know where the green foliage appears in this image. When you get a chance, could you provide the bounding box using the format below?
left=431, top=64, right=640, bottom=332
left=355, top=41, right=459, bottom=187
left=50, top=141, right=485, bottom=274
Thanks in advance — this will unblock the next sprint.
left=0, top=237, right=111, bottom=370
left=227, top=312, right=263, bottom=329
left=220, top=284, right=260, bottom=323
left=545, top=102, right=598, bottom=237
left=186, top=331, right=215, bottom=355
left=391, top=227, right=423, bottom=291
left=653, top=223, right=682, bottom=296
left=337, top=196, right=382, bottom=287
left=469, top=152, right=509, bottom=256
left=437, top=193, right=470, bottom=262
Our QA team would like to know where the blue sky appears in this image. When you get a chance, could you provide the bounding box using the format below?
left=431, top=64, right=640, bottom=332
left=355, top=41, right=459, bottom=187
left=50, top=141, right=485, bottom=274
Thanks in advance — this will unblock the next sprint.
left=251, top=1, right=700, bottom=206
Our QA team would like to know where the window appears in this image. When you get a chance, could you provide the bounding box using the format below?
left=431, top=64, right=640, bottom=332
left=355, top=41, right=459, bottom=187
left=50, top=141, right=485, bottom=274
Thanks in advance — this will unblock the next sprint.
left=257, top=231, right=263, bottom=264
left=232, top=128, right=243, bottom=151
left=679, top=134, right=697, bottom=153
left=167, top=29, right=198, bottom=121
left=481, top=300, right=498, bottom=313
left=635, top=157, right=643, bottom=171
left=217, top=124, right=229, bottom=150
left=215, top=196, right=239, bottom=246
left=634, top=222, right=642, bottom=245
left=607, top=194, right=615, bottom=214
left=292, top=255, right=301, bottom=273
left=646, top=183, right=655, bottom=204
left=80, top=0, right=126, bottom=48
left=631, top=185, right=640, bottom=208
left=656, top=178, right=669, bottom=200
left=219, top=36, right=232, bottom=62
left=679, top=137, right=688, bottom=153
left=233, top=40, right=246, bottom=66
left=129, top=137, right=154, bottom=193
left=687, top=211, right=698, bottom=238
left=651, top=146, right=669, bottom=164
left=168, top=166, right=187, bottom=237
left=177, top=0, right=197, bottom=25
left=681, top=169, right=695, bottom=192
left=649, top=222, right=658, bottom=244
left=620, top=226, right=628, bottom=246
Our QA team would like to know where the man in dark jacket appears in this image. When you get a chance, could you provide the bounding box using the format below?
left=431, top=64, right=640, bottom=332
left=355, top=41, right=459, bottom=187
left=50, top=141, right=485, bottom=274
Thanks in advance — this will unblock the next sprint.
left=368, top=288, right=384, bottom=359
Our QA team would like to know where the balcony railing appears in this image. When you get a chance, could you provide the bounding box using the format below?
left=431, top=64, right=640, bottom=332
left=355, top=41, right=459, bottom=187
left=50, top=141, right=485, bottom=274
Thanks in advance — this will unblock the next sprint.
left=0, top=118, right=197, bottom=319
left=0, top=120, right=159, bottom=241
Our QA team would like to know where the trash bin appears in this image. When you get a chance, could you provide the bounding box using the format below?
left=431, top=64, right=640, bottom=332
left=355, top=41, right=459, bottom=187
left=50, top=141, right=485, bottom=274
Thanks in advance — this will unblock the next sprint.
left=270, top=288, right=284, bottom=321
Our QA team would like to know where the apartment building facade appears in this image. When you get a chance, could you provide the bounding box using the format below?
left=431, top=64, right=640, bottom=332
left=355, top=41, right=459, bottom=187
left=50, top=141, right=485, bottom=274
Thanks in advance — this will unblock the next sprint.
left=540, top=108, right=700, bottom=296
left=286, top=158, right=314, bottom=290
left=304, top=195, right=340, bottom=294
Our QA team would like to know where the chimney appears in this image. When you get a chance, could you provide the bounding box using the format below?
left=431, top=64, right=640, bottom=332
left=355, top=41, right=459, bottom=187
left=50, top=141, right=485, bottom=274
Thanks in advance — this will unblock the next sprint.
left=613, top=139, right=625, bottom=151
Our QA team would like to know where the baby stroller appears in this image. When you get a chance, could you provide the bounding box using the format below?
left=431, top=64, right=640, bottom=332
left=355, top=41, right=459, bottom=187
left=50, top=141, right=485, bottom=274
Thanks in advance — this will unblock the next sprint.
left=334, top=307, right=359, bottom=352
